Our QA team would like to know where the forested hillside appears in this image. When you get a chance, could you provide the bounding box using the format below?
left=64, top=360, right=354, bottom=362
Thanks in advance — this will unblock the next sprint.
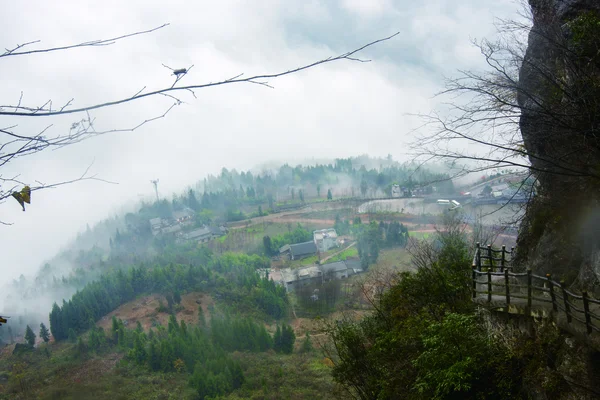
left=0, top=155, right=446, bottom=345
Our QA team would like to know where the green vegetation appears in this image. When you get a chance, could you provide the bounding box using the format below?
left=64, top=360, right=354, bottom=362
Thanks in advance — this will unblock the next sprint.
left=324, top=218, right=589, bottom=399
left=327, top=246, right=358, bottom=262
left=355, top=221, right=409, bottom=269
left=48, top=251, right=287, bottom=342
left=262, top=224, right=312, bottom=256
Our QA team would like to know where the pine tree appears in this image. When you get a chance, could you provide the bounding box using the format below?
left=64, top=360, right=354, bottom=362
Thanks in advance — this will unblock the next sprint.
left=327, top=189, right=333, bottom=200
left=273, top=325, right=282, bottom=352
left=180, top=320, right=188, bottom=337
left=39, top=323, right=50, bottom=343
left=280, top=324, right=296, bottom=354
left=88, top=326, right=105, bottom=351
left=166, top=293, right=174, bottom=311
left=131, top=333, right=147, bottom=364
left=111, top=316, right=120, bottom=343
left=263, top=235, right=273, bottom=256
left=198, top=306, right=206, bottom=328
left=24, top=325, right=36, bottom=347
left=168, top=314, right=178, bottom=335
left=148, top=340, right=161, bottom=371
left=173, top=290, right=182, bottom=305
left=301, top=332, right=313, bottom=353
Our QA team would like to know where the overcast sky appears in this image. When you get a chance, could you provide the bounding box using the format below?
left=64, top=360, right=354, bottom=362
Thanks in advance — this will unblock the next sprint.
left=0, top=0, right=521, bottom=280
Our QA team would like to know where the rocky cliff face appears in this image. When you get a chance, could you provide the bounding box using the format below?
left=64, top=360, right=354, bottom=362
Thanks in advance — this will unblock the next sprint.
left=516, top=0, right=600, bottom=288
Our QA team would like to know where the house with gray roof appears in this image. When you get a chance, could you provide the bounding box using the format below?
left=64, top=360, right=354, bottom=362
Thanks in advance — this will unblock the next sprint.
left=320, top=261, right=350, bottom=280
left=182, top=225, right=228, bottom=243
left=277, top=259, right=364, bottom=292
left=280, top=266, right=322, bottom=292
left=279, top=241, right=317, bottom=260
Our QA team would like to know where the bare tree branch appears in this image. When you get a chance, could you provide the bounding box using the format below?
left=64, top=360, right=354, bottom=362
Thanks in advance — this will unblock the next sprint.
left=1, top=24, right=169, bottom=58
left=0, top=32, right=400, bottom=117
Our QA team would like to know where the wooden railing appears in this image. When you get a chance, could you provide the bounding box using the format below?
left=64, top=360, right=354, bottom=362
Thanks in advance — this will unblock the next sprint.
left=471, top=243, right=600, bottom=335
left=473, top=242, right=514, bottom=272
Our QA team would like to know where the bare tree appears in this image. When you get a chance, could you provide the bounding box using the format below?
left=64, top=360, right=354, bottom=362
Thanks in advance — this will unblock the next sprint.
left=411, top=0, right=600, bottom=280
left=413, top=3, right=600, bottom=181
left=0, top=25, right=399, bottom=221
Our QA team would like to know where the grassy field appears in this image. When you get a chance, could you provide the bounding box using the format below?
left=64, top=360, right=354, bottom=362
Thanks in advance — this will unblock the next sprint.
left=326, top=247, right=358, bottom=262
left=408, top=231, right=434, bottom=240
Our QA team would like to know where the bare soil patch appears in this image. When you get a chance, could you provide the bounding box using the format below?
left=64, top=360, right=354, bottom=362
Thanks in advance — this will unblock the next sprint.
left=96, top=292, right=215, bottom=332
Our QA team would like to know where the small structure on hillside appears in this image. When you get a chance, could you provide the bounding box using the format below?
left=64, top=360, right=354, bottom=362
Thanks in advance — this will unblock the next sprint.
left=313, top=228, right=339, bottom=253
left=172, top=207, right=195, bottom=224
left=149, top=217, right=163, bottom=236
left=279, top=241, right=317, bottom=260
left=181, top=225, right=228, bottom=243
left=320, top=261, right=351, bottom=281
left=281, top=266, right=323, bottom=292
left=278, top=259, right=363, bottom=292
left=162, top=224, right=182, bottom=235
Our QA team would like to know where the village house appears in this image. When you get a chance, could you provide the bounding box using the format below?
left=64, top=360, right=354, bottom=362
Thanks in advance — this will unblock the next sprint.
left=181, top=225, right=228, bottom=243
left=279, top=241, right=317, bottom=260
left=278, top=259, right=363, bottom=292
left=313, top=228, right=339, bottom=253
left=320, top=261, right=350, bottom=281
left=149, top=217, right=163, bottom=236
left=172, top=207, right=195, bottom=226
left=280, top=266, right=322, bottom=292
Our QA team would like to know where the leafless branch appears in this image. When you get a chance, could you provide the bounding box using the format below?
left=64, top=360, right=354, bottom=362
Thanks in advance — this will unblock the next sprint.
left=1, top=24, right=169, bottom=58
left=0, top=32, right=400, bottom=118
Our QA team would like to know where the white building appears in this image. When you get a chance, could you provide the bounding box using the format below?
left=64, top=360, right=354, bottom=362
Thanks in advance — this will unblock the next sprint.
left=313, top=228, right=339, bottom=253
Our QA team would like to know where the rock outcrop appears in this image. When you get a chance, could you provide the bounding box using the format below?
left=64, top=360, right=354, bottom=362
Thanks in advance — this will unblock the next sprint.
left=516, top=0, right=600, bottom=289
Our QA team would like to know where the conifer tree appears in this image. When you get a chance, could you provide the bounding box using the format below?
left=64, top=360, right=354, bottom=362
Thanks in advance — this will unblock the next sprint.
left=24, top=325, right=36, bottom=346
left=273, top=325, right=282, bottom=352
left=301, top=332, right=313, bottom=353
left=281, top=324, right=296, bottom=354
left=68, top=328, right=77, bottom=343
left=198, top=306, right=206, bottom=328
left=39, top=323, right=50, bottom=343
left=173, top=290, right=182, bottom=305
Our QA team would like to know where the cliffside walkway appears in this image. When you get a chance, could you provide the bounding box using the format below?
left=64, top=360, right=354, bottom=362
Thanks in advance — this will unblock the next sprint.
left=471, top=243, right=600, bottom=346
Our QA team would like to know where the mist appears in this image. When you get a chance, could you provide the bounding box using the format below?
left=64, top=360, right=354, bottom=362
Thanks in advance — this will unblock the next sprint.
left=0, top=0, right=522, bottom=341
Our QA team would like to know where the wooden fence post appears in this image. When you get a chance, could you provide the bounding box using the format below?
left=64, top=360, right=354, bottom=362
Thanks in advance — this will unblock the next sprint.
left=487, top=268, right=492, bottom=303
left=472, top=266, right=477, bottom=299
left=476, top=243, right=481, bottom=271
left=582, top=291, right=592, bottom=334
left=501, top=245, right=506, bottom=272
left=504, top=268, right=510, bottom=307
left=547, top=274, right=558, bottom=312
left=527, top=269, right=532, bottom=313
left=560, top=280, right=572, bottom=324
left=487, top=245, right=493, bottom=270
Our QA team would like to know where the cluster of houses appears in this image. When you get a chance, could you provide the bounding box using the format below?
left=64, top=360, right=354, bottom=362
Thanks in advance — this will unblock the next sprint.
left=271, top=227, right=366, bottom=292
left=148, top=207, right=228, bottom=244
left=149, top=207, right=196, bottom=236
left=473, top=182, right=528, bottom=205
left=278, top=259, right=363, bottom=292
left=279, top=228, right=340, bottom=260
